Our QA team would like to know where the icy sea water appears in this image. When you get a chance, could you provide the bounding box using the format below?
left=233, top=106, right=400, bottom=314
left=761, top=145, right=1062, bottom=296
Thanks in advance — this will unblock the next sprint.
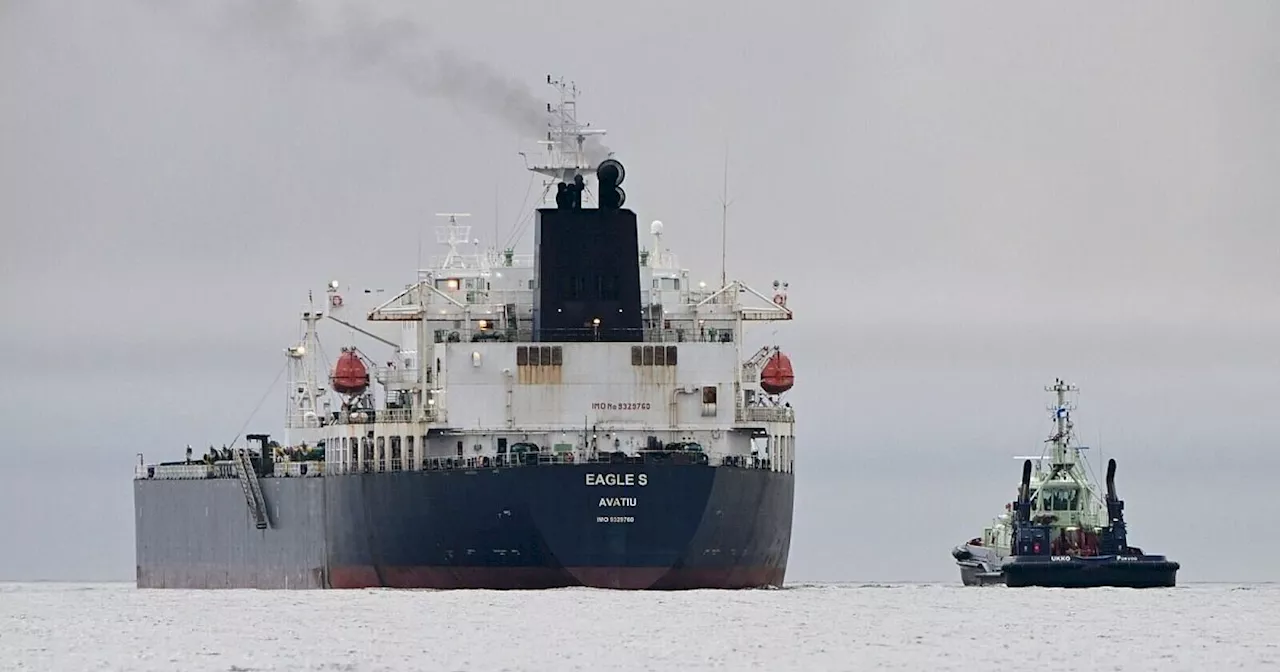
left=1, top=582, right=1276, bottom=671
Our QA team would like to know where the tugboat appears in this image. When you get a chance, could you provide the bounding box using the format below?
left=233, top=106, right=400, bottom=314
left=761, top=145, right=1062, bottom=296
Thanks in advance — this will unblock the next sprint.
left=951, top=379, right=1180, bottom=588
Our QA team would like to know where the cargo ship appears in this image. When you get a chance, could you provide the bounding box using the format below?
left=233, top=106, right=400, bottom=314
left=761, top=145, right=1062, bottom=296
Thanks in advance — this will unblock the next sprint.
left=950, top=379, right=1179, bottom=588
left=133, top=76, right=798, bottom=589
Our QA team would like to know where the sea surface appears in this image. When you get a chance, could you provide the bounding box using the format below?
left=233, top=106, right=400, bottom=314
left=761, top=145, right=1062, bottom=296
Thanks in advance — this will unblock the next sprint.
left=1, top=581, right=1276, bottom=671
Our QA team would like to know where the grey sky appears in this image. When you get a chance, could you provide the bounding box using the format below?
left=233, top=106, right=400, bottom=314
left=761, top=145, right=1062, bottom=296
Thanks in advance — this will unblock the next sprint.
left=1, top=0, right=1277, bottom=582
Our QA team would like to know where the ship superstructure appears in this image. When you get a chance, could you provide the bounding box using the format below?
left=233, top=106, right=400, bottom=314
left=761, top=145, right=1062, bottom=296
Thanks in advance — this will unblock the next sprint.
left=133, top=76, right=799, bottom=590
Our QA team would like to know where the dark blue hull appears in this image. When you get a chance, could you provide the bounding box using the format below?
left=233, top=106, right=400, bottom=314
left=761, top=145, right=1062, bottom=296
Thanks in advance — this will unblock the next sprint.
left=135, top=463, right=794, bottom=589
left=1002, top=555, right=1179, bottom=588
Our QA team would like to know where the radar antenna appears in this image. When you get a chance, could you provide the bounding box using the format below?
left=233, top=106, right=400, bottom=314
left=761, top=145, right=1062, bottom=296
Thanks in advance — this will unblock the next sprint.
left=435, top=213, right=473, bottom=270
left=527, top=76, right=609, bottom=205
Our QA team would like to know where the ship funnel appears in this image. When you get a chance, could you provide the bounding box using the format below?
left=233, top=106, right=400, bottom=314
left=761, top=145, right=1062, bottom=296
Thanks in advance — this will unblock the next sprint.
left=1101, top=457, right=1128, bottom=553
left=1012, top=458, right=1034, bottom=524
left=533, top=159, right=643, bottom=342
left=1019, top=459, right=1032, bottom=501
left=597, top=158, right=626, bottom=209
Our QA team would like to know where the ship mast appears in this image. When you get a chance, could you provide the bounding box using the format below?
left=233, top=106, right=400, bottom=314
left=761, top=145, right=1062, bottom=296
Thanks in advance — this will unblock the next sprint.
left=526, top=75, right=609, bottom=205
left=284, top=296, right=326, bottom=447
left=1046, top=378, right=1079, bottom=468
left=434, top=212, right=475, bottom=271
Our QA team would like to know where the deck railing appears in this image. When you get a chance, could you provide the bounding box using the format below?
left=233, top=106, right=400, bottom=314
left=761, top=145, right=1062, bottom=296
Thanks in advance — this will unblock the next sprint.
left=736, top=406, right=795, bottom=423
left=137, top=450, right=792, bottom=479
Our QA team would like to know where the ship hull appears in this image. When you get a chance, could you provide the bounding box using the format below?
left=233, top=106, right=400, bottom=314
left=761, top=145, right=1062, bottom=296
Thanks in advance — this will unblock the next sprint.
left=957, top=562, right=1006, bottom=587
left=1001, top=555, right=1179, bottom=588
left=134, top=463, right=794, bottom=590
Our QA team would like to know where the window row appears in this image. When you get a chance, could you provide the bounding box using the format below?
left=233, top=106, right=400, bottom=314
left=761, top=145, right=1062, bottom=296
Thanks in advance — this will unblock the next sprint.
left=632, top=345, right=678, bottom=366
left=517, top=345, right=564, bottom=366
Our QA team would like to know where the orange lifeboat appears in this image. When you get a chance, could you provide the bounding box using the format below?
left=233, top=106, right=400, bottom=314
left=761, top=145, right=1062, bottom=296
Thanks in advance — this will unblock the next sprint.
left=760, top=351, right=795, bottom=395
left=331, top=348, right=369, bottom=396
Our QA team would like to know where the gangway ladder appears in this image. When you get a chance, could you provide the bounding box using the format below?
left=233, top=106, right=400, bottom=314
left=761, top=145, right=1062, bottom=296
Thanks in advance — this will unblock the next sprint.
left=232, top=448, right=270, bottom=529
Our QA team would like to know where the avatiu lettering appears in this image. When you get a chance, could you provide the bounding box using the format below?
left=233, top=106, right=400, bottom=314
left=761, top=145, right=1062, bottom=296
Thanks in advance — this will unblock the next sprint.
left=585, top=473, right=648, bottom=487
left=598, top=497, right=637, bottom=507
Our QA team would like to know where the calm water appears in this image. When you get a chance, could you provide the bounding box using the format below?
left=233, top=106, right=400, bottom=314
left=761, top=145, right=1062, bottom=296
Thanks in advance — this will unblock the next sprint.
left=2, top=582, right=1276, bottom=671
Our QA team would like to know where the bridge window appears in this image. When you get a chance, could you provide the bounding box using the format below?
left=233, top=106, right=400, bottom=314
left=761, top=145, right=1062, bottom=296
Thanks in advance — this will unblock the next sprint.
left=1043, top=488, right=1080, bottom=511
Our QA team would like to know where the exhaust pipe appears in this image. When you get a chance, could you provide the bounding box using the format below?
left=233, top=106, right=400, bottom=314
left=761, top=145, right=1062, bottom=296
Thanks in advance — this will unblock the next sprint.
left=1106, top=458, right=1118, bottom=501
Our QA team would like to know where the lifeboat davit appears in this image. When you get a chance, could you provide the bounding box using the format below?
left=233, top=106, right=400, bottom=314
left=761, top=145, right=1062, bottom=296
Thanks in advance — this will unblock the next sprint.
left=760, top=351, right=795, bottom=395
left=331, top=348, right=369, bottom=396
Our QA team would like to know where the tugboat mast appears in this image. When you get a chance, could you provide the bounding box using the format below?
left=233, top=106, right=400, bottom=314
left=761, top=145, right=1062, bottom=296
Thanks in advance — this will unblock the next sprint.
left=1046, top=378, right=1079, bottom=468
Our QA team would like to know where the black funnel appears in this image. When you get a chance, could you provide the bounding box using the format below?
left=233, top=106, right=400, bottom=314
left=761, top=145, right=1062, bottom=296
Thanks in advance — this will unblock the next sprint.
left=532, top=159, right=643, bottom=342
left=1013, top=459, right=1034, bottom=523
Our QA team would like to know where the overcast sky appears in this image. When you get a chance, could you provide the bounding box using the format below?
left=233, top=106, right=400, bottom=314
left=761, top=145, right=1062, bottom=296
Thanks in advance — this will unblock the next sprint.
left=2, top=0, right=1277, bottom=583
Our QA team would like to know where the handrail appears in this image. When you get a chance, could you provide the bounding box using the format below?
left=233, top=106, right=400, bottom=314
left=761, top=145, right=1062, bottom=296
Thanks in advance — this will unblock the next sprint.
left=427, top=327, right=742, bottom=344
left=137, top=450, right=793, bottom=478
left=736, top=406, right=795, bottom=423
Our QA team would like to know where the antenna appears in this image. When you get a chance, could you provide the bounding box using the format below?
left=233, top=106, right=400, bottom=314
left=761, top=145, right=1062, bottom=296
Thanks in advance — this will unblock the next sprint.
left=434, top=213, right=473, bottom=270
left=719, top=144, right=732, bottom=288
left=1043, top=378, right=1080, bottom=468
left=530, top=76, right=607, bottom=187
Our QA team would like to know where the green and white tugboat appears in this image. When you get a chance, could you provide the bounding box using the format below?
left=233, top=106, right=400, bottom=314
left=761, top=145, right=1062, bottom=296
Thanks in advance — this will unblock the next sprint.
left=951, top=379, right=1180, bottom=588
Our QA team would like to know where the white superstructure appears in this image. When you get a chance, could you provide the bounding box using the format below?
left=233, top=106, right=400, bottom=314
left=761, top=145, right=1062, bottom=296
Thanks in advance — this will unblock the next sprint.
left=275, top=76, right=797, bottom=477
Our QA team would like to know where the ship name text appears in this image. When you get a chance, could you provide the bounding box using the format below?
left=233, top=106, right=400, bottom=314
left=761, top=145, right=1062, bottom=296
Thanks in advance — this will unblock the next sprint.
left=599, top=497, right=637, bottom=507
left=585, top=473, right=648, bottom=487
left=591, top=402, right=652, bottom=411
